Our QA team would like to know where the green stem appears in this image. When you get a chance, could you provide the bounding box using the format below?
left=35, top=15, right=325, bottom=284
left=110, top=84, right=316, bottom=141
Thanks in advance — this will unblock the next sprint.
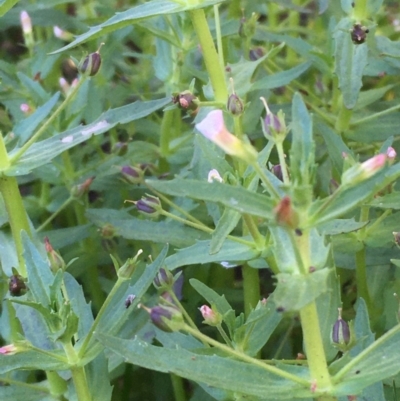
left=168, top=290, right=200, bottom=334
left=9, top=76, right=87, bottom=164
left=0, top=176, right=31, bottom=276
left=267, top=1, right=279, bottom=29
left=352, top=102, right=400, bottom=126
left=70, top=366, right=92, bottom=401
left=242, top=214, right=264, bottom=249
left=275, top=141, right=290, bottom=184
left=36, top=196, right=75, bottom=232
left=171, top=373, right=186, bottom=401
left=353, top=0, right=368, bottom=21
left=251, top=162, right=280, bottom=200
left=334, top=98, right=353, bottom=133
left=216, top=324, right=233, bottom=347
left=355, top=247, right=372, bottom=309
left=213, top=5, right=224, bottom=70
left=296, top=230, right=335, bottom=398
left=242, top=264, right=260, bottom=317
left=189, top=9, right=228, bottom=103
left=46, top=371, right=67, bottom=396
left=159, top=109, right=176, bottom=158
left=78, top=276, right=127, bottom=358
left=183, top=324, right=309, bottom=386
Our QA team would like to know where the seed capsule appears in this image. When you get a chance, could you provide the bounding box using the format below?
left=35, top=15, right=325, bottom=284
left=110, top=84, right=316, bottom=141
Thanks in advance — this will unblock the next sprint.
left=332, top=308, right=350, bottom=346
left=80, top=44, right=104, bottom=76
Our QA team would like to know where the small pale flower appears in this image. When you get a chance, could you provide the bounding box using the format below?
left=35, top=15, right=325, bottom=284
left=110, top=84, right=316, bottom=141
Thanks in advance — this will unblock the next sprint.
left=0, top=344, right=18, bottom=355
left=59, top=77, right=70, bottom=93
left=20, top=11, right=32, bottom=35
left=342, top=154, right=387, bottom=186
left=361, top=154, right=387, bottom=174
left=208, top=169, right=223, bottom=183
left=199, top=305, right=222, bottom=326
left=20, top=103, right=31, bottom=114
left=53, top=26, right=73, bottom=41
left=387, top=146, right=396, bottom=160
left=195, top=110, right=257, bottom=162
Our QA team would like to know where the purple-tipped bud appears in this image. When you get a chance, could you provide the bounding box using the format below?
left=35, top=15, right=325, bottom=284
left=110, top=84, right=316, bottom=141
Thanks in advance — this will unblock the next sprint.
left=121, top=165, right=143, bottom=184
left=0, top=344, right=18, bottom=355
left=154, top=268, right=174, bottom=290
left=260, top=97, right=286, bottom=139
left=332, top=308, right=350, bottom=347
left=150, top=305, right=184, bottom=332
left=199, top=305, right=222, bottom=326
left=136, top=196, right=161, bottom=217
left=249, top=47, right=264, bottom=61
left=351, top=23, right=369, bottom=45
left=9, top=274, right=27, bottom=297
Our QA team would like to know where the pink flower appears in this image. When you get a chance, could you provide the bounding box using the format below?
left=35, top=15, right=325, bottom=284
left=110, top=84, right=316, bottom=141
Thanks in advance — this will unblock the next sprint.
left=361, top=154, right=387, bottom=174
left=387, top=147, right=396, bottom=160
left=20, top=11, right=32, bottom=35
left=20, top=103, right=31, bottom=114
left=0, top=344, right=18, bottom=355
left=195, top=110, right=257, bottom=162
left=342, top=154, right=387, bottom=186
left=199, top=305, right=221, bottom=326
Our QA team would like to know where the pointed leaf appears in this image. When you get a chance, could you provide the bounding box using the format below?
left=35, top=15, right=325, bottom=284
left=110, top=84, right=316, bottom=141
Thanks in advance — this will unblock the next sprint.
left=210, top=208, right=241, bottom=254
left=0, top=0, right=18, bottom=17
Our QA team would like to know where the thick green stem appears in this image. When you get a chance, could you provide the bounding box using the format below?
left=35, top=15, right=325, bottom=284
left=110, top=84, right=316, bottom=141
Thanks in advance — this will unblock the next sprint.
left=242, top=264, right=260, bottom=317
left=70, top=366, right=92, bottom=401
left=189, top=9, right=228, bottom=103
left=0, top=176, right=31, bottom=276
left=171, top=373, right=186, bottom=401
left=296, top=230, right=335, bottom=399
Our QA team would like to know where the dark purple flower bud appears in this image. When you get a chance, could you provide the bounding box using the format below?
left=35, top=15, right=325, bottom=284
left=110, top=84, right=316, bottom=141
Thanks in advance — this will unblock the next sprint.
left=351, top=24, right=369, bottom=45
left=150, top=305, right=183, bottom=332
left=264, top=112, right=282, bottom=136
left=227, top=93, right=244, bottom=116
left=80, top=44, right=104, bottom=76
left=271, top=165, right=283, bottom=181
left=125, top=294, right=136, bottom=308
left=249, top=47, right=264, bottom=61
left=153, top=268, right=174, bottom=289
left=332, top=308, right=350, bottom=347
left=136, top=196, right=161, bottom=217
left=9, top=274, right=27, bottom=297
left=121, top=165, right=143, bottom=184
left=260, top=97, right=286, bottom=139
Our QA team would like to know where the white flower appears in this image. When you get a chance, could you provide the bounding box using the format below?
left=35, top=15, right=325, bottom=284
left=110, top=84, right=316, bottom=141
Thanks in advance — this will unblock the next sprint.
left=207, top=169, right=223, bottom=183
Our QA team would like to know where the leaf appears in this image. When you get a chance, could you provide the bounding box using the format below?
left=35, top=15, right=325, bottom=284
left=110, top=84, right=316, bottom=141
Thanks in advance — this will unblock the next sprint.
left=86, top=353, right=113, bottom=401
left=210, top=208, right=241, bottom=254
left=349, top=114, right=400, bottom=143
left=290, top=93, right=314, bottom=184
left=0, top=349, right=68, bottom=374
left=354, top=84, right=395, bottom=111
left=250, top=62, right=312, bottom=92
left=269, top=226, right=299, bottom=274
left=6, top=97, right=171, bottom=176
left=165, top=239, right=259, bottom=270
left=317, top=219, right=368, bottom=235
left=333, top=18, right=368, bottom=109
left=318, top=0, right=329, bottom=14
left=146, top=179, right=275, bottom=220
left=14, top=92, right=60, bottom=145
left=316, top=119, right=353, bottom=175
left=272, top=269, right=333, bottom=312
left=51, top=0, right=227, bottom=54
left=367, top=192, right=400, bottom=209
left=367, top=0, right=384, bottom=14
left=97, top=333, right=312, bottom=399
left=0, top=383, right=59, bottom=401
left=85, top=208, right=208, bottom=248
left=0, top=0, right=18, bottom=17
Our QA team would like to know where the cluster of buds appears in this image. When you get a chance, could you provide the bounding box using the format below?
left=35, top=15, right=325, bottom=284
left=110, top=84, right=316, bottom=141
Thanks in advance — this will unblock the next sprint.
left=79, top=43, right=104, bottom=76
left=195, top=110, right=258, bottom=164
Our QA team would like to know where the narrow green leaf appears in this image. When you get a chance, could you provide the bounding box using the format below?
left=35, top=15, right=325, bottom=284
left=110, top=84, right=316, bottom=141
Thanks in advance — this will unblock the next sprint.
left=272, top=269, right=333, bottom=312
left=97, top=333, right=312, bottom=399
left=354, top=85, right=395, bottom=111
left=250, top=62, right=311, bottom=92
left=367, top=192, right=400, bottom=209
left=7, top=97, right=171, bottom=176
left=317, top=219, right=368, bottom=235
left=0, top=0, right=19, bottom=17
left=269, top=226, right=299, bottom=274
left=165, top=239, right=259, bottom=270
left=146, top=179, right=275, bottom=220
left=367, top=0, right=383, bottom=14
left=0, top=384, right=58, bottom=401
left=210, top=208, right=241, bottom=254
left=52, top=0, right=226, bottom=54
left=334, top=18, right=368, bottom=108
left=86, top=353, right=113, bottom=401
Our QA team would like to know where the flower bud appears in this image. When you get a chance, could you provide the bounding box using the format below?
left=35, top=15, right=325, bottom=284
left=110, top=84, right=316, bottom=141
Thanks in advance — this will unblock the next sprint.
left=149, top=305, right=184, bottom=332
left=8, top=273, right=27, bottom=297
left=70, top=177, right=94, bottom=198
left=121, top=165, right=143, bottom=184
left=20, top=103, right=32, bottom=114
left=172, top=91, right=198, bottom=114
left=153, top=268, right=175, bottom=290
left=207, top=169, right=223, bottom=183
left=118, top=249, right=143, bottom=279
left=125, top=294, right=136, bottom=308
left=274, top=196, right=299, bottom=229
left=20, top=11, right=32, bottom=35
left=271, top=165, right=283, bottom=181
left=249, top=47, right=264, bottom=61
left=260, top=97, right=286, bottom=140
left=387, top=146, right=396, bottom=163
left=0, top=344, right=18, bottom=355
left=136, top=196, right=162, bottom=217
left=332, top=308, right=351, bottom=350
left=53, top=26, right=73, bottom=41
left=80, top=44, right=104, bottom=76
left=99, top=223, right=116, bottom=239
left=227, top=93, right=244, bottom=116
left=195, top=110, right=257, bottom=163
left=341, top=154, right=387, bottom=186
left=199, top=305, right=222, bottom=326
left=351, top=23, right=369, bottom=45
left=44, top=237, right=66, bottom=272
